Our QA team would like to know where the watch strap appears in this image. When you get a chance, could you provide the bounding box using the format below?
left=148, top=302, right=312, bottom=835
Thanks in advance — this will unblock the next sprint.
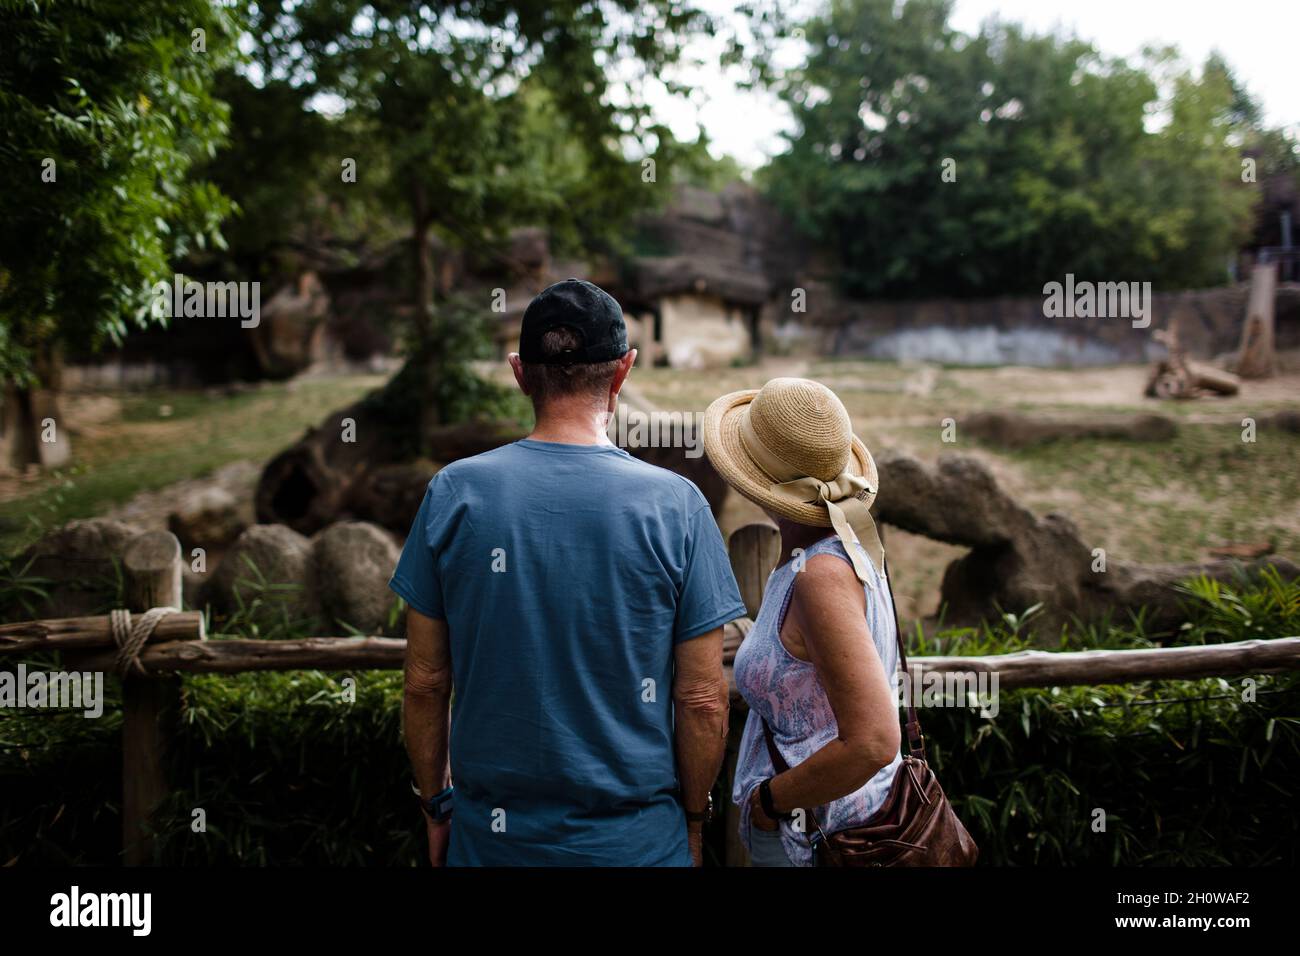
left=413, top=781, right=454, bottom=822
left=758, top=777, right=789, bottom=822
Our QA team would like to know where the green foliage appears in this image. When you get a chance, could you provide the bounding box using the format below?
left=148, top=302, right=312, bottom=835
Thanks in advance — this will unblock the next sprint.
left=2, top=575, right=1298, bottom=864
left=1177, top=566, right=1300, bottom=644
left=193, top=70, right=391, bottom=283
left=907, top=575, right=1300, bottom=865
left=0, top=0, right=242, bottom=385
left=0, top=554, right=52, bottom=621
left=208, top=553, right=323, bottom=641
left=239, top=2, right=710, bottom=302
left=368, top=295, right=532, bottom=458
left=758, top=0, right=1267, bottom=297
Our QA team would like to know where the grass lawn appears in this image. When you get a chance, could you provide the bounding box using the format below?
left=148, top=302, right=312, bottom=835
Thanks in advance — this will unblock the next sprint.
left=0, top=375, right=386, bottom=555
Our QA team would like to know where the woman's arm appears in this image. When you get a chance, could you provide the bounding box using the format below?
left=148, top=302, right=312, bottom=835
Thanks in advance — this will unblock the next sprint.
left=756, top=553, right=901, bottom=823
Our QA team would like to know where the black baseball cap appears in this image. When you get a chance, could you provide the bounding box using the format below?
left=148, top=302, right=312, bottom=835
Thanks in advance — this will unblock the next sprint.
left=519, top=278, right=628, bottom=365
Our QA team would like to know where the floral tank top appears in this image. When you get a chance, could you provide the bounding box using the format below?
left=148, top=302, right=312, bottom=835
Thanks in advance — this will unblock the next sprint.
left=731, top=534, right=903, bottom=866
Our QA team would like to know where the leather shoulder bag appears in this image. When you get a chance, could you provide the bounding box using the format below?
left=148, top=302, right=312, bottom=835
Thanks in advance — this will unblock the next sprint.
left=759, top=559, right=979, bottom=867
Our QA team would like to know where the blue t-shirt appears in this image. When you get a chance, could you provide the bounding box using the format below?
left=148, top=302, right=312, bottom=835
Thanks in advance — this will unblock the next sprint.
left=389, top=438, right=746, bottom=866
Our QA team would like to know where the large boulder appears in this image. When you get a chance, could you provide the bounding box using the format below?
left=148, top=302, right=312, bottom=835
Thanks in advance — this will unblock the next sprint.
left=168, top=485, right=248, bottom=552
left=248, top=271, right=331, bottom=380
left=309, top=522, right=400, bottom=634
left=872, top=450, right=1298, bottom=641
left=203, top=524, right=314, bottom=629
left=347, top=462, right=436, bottom=532
left=15, top=518, right=143, bottom=618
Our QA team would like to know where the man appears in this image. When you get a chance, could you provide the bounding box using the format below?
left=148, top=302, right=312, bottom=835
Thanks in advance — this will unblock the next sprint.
left=391, top=278, right=746, bottom=866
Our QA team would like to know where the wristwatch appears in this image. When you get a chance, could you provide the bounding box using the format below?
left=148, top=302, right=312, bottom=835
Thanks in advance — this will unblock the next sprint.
left=758, top=778, right=792, bottom=822
left=683, top=792, right=713, bottom=825
left=411, top=780, right=454, bottom=822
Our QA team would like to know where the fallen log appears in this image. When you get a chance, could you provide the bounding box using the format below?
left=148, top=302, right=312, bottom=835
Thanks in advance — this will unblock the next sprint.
left=1144, top=326, right=1240, bottom=398
left=962, top=411, right=1177, bottom=450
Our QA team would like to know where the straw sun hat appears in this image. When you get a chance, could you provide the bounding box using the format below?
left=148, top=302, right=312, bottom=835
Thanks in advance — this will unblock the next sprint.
left=702, top=377, right=885, bottom=587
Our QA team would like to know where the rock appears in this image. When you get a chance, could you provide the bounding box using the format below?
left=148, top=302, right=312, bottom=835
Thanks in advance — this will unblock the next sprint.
left=15, top=518, right=143, bottom=618
left=248, top=271, right=331, bottom=380
left=167, top=486, right=248, bottom=551
left=871, top=450, right=1297, bottom=642
left=204, top=524, right=314, bottom=629
left=348, top=463, right=437, bottom=532
left=309, top=522, right=401, bottom=633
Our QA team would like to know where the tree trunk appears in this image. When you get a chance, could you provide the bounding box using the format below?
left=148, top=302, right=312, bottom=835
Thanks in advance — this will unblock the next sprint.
left=410, top=179, right=434, bottom=339
left=2, top=344, right=71, bottom=470
left=1235, top=260, right=1277, bottom=379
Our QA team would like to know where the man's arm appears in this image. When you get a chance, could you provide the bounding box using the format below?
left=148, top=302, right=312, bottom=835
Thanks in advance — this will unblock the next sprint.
left=403, top=608, right=453, bottom=866
left=672, top=627, right=729, bottom=866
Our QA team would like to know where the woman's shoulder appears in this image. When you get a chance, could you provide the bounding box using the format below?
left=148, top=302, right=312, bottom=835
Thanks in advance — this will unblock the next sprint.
left=795, top=535, right=889, bottom=601
left=789, top=542, right=865, bottom=614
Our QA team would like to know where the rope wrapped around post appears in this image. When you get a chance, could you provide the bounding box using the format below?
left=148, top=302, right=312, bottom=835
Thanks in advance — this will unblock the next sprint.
left=109, top=607, right=178, bottom=678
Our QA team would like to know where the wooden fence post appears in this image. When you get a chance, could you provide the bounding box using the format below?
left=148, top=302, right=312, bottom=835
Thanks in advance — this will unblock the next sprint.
left=727, top=523, right=780, bottom=619
left=721, top=524, right=780, bottom=866
left=120, top=530, right=183, bottom=866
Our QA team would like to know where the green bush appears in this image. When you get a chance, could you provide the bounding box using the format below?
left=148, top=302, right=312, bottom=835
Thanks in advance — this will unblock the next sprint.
left=1, top=573, right=1297, bottom=865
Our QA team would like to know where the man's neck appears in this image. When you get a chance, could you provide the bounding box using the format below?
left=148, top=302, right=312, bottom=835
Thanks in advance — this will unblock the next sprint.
left=528, top=401, right=613, bottom=446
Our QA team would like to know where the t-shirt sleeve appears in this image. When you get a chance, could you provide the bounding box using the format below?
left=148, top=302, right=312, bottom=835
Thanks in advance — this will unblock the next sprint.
left=388, top=474, right=453, bottom=620
left=674, top=502, right=748, bottom=643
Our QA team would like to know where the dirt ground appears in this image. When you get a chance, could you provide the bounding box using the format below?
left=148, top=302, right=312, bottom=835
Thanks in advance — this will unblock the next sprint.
left=5, top=358, right=1297, bottom=626
left=626, top=355, right=1300, bottom=624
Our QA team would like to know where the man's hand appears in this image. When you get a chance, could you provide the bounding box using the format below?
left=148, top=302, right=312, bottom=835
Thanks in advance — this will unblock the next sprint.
left=426, top=818, right=451, bottom=867
left=404, top=610, right=454, bottom=866
left=673, top=627, right=728, bottom=869
left=687, top=822, right=704, bottom=866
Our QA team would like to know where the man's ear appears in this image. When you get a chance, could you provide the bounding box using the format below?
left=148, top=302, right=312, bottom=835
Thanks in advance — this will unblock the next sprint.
left=508, top=353, right=529, bottom=395
left=609, top=348, right=637, bottom=400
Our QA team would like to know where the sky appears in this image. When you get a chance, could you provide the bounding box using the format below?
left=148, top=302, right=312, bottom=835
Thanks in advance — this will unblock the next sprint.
left=649, top=0, right=1300, bottom=170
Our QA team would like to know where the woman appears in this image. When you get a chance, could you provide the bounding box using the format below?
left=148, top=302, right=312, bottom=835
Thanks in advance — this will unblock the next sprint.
left=702, top=377, right=902, bottom=866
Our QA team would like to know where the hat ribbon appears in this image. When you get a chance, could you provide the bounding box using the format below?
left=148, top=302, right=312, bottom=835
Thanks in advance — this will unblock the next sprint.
left=740, top=411, right=885, bottom=589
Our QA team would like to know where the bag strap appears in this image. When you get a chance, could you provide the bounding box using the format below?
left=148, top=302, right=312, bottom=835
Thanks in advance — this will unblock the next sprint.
left=883, top=557, right=927, bottom=761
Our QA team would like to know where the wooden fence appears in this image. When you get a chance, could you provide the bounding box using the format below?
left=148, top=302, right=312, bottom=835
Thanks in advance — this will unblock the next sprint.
left=2, top=526, right=1298, bottom=866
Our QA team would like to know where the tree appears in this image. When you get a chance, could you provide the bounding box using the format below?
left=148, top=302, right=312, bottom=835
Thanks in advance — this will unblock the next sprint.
left=238, top=0, right=710, bottom=440
left=0, top=0, right=239, bottom=466
left=759, top=0, right=1261, bottom=298
left=243, top=1, right=705, bottom=319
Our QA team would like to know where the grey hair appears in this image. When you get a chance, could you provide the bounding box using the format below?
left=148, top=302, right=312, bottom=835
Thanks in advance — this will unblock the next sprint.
left=521, top=327, right=620, bottom=408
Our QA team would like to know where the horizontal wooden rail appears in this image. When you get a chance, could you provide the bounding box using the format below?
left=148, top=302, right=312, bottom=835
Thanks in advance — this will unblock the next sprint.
left=75, top=635, right=407, bottom=674
left=911, top=636, right=1300, bottom=689
left=7, top=612, right=1293, bottom=688
left=0, top=612, right=205, bottom=653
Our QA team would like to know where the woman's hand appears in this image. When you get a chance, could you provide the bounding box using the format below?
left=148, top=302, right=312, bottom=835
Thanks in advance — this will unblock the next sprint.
left=749, top=787, right=780, bottom=831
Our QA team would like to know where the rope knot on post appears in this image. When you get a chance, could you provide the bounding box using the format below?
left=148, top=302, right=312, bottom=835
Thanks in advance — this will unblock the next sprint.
left=109, top=607, right=177, bottom=678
